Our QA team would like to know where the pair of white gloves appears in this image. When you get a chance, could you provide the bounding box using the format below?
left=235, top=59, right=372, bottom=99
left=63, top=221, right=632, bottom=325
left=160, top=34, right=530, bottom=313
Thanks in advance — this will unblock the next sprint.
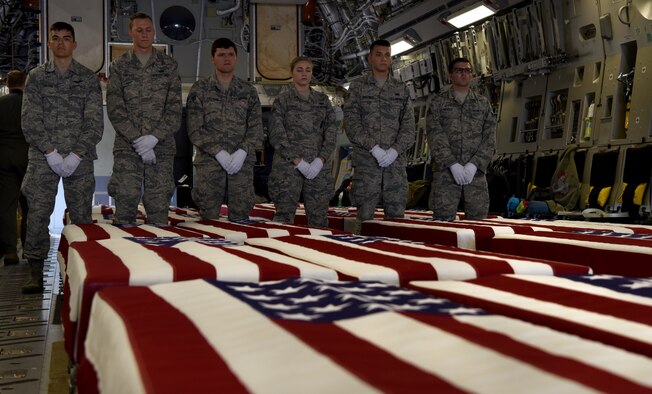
left=295, top=157, right=323, bottom=180
left=133, top=135, right=159, bottom=165
left=45, top=149, right=82, bottom=177
left=449, top=162, right=477, bottom=185
left=370, top=145, right=399, bottom=168
left=215, top=149, right=247, bottom=175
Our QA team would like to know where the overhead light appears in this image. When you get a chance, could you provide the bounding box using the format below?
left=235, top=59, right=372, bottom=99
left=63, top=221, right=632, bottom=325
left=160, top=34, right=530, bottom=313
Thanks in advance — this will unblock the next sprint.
left=390, top=39, right=414, bottom=56
left=446, top=3, right=496, bottom=28
left=389, top=28, right=422, bottom=56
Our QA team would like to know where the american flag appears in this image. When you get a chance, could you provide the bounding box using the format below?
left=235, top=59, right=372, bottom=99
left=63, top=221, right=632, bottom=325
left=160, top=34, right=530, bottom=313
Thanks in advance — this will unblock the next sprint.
left=177, top=218, right=340, bottom=241
left=411, top=274, right=652, bottom=358
left=477, top=217, right=652, bottom=235
left=361, top=218, right=552, bottom=250
left=63, top=237, right=339, bottom=362
left=489, top=231, right=652, bottom=276
left=245, top=234, right=591, bottom=285
left=58, top=223, right=207, bottom=274
left=81, top=278, right=652, bottom=393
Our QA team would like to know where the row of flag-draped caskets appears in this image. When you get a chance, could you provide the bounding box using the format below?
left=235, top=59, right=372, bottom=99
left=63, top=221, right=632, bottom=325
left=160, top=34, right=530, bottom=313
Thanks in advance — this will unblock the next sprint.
left=59, top=206, right=652, bottom=392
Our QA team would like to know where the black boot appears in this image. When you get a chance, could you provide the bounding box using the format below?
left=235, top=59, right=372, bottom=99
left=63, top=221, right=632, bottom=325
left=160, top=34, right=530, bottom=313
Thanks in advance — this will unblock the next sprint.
left=21, top=259, right=44, bottom=294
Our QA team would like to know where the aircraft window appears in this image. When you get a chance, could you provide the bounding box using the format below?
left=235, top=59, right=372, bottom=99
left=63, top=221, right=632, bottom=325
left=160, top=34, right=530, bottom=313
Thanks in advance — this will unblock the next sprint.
left=160, top=6, right=196, bottom=41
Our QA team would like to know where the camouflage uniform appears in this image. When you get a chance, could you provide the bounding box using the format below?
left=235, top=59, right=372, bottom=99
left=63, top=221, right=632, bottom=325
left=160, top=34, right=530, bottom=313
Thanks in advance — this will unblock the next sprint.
left=426, top=88, right=496, bottom=220
left=21, top=59, right=103, bottom=260
left=186, top=75, right=262, bottom=220
left=343, top=73, right=415, bottom=221
left=268, top=86, right=336, bottom=227
left=107, top=50, right=182, bottom=225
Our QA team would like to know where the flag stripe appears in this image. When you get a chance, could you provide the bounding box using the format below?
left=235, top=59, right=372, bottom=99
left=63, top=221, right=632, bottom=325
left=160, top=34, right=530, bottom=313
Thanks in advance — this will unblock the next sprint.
left=409, top=313, right=651, bottom=392
left=482, top=218, right=643, bottom=233
left=84, top=292, right=147, bottom=394
left=151, top=280, right=379, bottom=393
left=274, top=318, right=466, bottom=392
left=456, top=314, right=652, bottom=387
left=362, top=221, right=473, bottom=248
left=510, top=275, right=652, bottom=306
left=246, top=238, right=401, bottom=283
left=518, top=231, right=652, bottom=246
left=410, top=279, right=652, bottom=357
left=350, top=240, right=517, bottom=276
left=61, top=278, right=77, bottom=359
left=249, top=237, right=428, bottom=285
left=310, top=237, right=510, bottom=278
left=363, top=219, right=549, bottom=250
left=96, top=239, right=174, bottom=283
left=490, top=235, right=652, bottom=276
left=140, top=244, right=217, bottom=281
left=68, top=241, right=129, bottom=361
left=468, top=275, right=652, bottom=325
left=218, top=246, right=302, bottom=281
left=337, top=311, right=596, bottom=393
left=177, top=222, right=248, bottom=241
left=99, top=287, right=250, bottom=393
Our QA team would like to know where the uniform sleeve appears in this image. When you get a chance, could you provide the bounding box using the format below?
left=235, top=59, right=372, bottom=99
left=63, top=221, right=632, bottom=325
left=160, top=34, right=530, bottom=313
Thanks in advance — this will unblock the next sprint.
left=186, top=82, right=223, bottom=156
left=318, top=102, right=337, bottom=161
left=107, top=61, right=140, bottom=143
left=426, top=95, right=457, bottom=169
left=146, top=61, right=182, bottom=142
left=343, top=82, right=375, bottom=151
left=72, top=74, right=104, bottom=157
left=21, top=72, right=50, bottom=153
left=268, top=95, right=298, bottom=161
left=241, top=88, right=263, bottom=154
left=391, top=86, right=416, bottom=154
left=468, top=100, right=496, bottom=172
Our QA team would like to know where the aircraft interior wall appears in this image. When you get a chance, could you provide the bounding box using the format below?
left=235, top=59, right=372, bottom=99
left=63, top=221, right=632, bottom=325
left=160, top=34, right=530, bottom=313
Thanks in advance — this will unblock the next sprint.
left=4, top=0, right=652, bottom=218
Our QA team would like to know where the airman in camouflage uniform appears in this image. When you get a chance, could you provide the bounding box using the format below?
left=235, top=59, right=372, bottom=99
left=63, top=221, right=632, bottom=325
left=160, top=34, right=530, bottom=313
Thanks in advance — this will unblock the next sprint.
left=21, top=22, right=103, bottom=293
left=186, top=38, right=262, bottom=221
left=426, top=57, right=496, bottom=220
left=107, top=13, right=182, bottom=225
left=343, top=40, right=415, bottom=227
left=268, top=57, right=336, bottom=228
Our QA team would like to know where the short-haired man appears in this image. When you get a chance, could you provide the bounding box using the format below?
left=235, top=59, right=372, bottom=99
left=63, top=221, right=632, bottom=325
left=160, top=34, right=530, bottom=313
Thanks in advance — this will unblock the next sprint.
left=186, top=38, right=263, bottom=220
left=21, top=22, right=103, bottom=293
left=107, top=12, right=182, bottom=225
left=426, top=57, right=496, bottom=220
left=343, top=39, right=415, bottom=231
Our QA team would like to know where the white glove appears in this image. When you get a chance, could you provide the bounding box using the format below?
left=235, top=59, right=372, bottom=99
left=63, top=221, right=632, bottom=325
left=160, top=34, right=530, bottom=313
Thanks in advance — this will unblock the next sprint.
left=449, top=163, right=467, bottom=185
left=370, top=145, right=386, bottom=164
left=60, top=153, right=81, bottom=177
left=228, top=149, right=247, bottom=175
left=133, top=135, right=159, bottom=155
left=305, top=157, right=323, bottom=180
left=295, top=159, right=311, bottom=177
left=45, top=149, right=64, bottom=175
left=378, top=148, right=398, bottom=167
left=463, top=162, right=477, bottom=184
left=140, top=149, right=156, bottom=165
left=215, top=150, right=231, bottom=171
